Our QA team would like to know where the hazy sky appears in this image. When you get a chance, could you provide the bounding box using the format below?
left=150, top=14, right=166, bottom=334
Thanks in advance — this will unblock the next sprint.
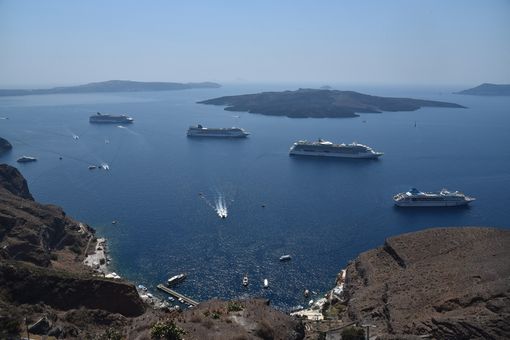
left=1, top=0, right=509, bottom=87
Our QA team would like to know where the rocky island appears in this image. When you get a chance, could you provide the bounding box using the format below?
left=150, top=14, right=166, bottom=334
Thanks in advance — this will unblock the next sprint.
left=0, top=137, right=12, bottom=155
left=455, top=83, right=510, bottom=96
left=198, top=88, right=465, bottom=118
left=0, top=80, right=221, bottom=97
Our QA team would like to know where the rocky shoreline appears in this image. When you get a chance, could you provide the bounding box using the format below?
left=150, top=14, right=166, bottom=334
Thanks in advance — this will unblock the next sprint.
left=317, top=227, right=510, bottom=339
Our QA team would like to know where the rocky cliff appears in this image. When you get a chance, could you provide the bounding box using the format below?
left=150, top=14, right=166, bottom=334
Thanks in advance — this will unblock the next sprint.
left=0, top=137, right=12, bottom=155
left=0, top=164, right=147, bottom=338
left=337, top=227, right=510, bottom=339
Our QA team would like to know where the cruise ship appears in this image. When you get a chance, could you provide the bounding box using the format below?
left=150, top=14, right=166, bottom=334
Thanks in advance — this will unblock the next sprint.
left=289, top=139, right=382, bottom=159
left=393, top=188, right=475, bottom=207
left=187, top=124, right=249, bottom=138
left=89, top=112, right=134, bottom=124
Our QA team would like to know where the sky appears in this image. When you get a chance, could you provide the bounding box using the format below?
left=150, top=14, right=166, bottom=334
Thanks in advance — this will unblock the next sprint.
left=0, top=0, right=509, bottom=87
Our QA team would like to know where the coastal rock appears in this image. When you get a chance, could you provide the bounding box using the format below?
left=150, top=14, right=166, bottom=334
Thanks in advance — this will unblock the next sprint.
left=198, top=88, right=465, bottom=118
left=0, top=164, right=32, bottom=200
left=0, top=262, right=145, bottom=317
left=0, top=164, right=147, bottom=338
left=0, top=137, right=12, bottom=155
left=338, top=227, right=510, bottom=339
left=0, top=164, right=90, bottom=267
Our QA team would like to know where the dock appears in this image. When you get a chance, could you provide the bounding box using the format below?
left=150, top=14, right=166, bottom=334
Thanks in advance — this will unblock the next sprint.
left=156, top=284, right=199, bottom=306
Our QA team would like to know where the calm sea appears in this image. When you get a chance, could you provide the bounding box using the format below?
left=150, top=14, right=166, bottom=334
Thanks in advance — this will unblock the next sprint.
left=1, top=84, right=509, bottom=310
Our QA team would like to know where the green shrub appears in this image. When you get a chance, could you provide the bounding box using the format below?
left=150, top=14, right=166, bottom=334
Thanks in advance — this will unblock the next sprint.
left=0, top=316, right=21, bottom=337
left=150, top=320, right=185, bottom=340
left=210, top=311, right=222, bottom=319
left=341, top=326, right=365, bottom=340
left=227, top=301, right=244, bottom=312
left=97, top=328, right=122, bottom=340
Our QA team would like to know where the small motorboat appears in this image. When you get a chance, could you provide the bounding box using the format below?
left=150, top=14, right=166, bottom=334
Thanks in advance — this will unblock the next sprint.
left=111, top=220, right=117, bottom=225
left=304, top=289, right=310, bottom=297
left=263, top=279, right=269, bottom=288
left=279, top=254, right=292, bottom=262
left=242, top=274, right=249, bottom=287
left=168, top=296, right=175, bottom=302
left=88, top=165, right=97, bottom=170
left=167, top=273, right=187, bottom=286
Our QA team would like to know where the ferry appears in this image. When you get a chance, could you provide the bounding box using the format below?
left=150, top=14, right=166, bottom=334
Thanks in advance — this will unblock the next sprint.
left=289, top=139, right=382, bottom=159
left=187, top=124, right=249, bottom=138
left=167, top=273, right=186, bottom=286
left=393, top=188, right=475, bottom=207
left=89, top=112, right=134, bottom=124
left=17, top=156, right=37, bottom=163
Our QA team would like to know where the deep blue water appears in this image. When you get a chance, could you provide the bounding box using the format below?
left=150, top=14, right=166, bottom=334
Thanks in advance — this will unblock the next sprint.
left=1, top=84, right=509, bottom=310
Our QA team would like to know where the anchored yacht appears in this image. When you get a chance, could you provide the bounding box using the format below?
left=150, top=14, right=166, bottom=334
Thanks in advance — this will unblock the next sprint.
left=187, top=124, right=249, bottom=138
left=393, top=188, right=475, bottom=207
left=289, top=139, right=382, bottom=159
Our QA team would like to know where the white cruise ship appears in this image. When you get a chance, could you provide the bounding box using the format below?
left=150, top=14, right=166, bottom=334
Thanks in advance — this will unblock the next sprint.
left=187, top=124, right=249, bottom=138
left=393, top=188, right=475, bottom=207
left=289, top=139, right=382, bottom=159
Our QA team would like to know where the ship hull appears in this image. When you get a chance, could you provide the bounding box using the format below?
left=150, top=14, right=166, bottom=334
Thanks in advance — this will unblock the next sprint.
left=187, top=132, right=248, bottom=138
left=289, top=149, right=382, bottom=159
left=394, top=200, right=473, bottom=207
left=89, top=119, right=133, bottom=124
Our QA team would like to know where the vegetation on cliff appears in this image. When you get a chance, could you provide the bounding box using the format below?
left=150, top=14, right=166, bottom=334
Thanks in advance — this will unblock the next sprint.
left=0, top=137, right=12, bottom=155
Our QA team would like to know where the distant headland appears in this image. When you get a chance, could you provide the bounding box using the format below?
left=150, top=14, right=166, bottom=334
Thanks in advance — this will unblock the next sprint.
left=198, top=88, right=465, bottom=118
left=0, top=80, right=221, bottom=97
left=455, top=83, right=510, bottom=96
left=0, top=137, right=12, bottom=155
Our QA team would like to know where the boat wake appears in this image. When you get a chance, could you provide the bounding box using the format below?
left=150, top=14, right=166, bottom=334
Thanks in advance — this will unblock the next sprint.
left=215, top=194, right=228, bottom=219
left=199, top=191, right=229, bottom=219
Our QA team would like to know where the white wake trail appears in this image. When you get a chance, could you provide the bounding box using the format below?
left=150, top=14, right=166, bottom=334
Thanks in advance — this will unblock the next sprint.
left=215, top=194, right=228, bottom=219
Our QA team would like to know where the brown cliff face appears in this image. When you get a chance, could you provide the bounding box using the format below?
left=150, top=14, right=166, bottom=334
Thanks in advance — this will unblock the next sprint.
left=340, top=227, right=510, bottom=339
left=0, top=164, right=32, bottom=200
left=0, top=262, right=145, bottom=317
left=0, top=164, right=89, bottom=267
left=0, top=164, right=147, bottom=338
